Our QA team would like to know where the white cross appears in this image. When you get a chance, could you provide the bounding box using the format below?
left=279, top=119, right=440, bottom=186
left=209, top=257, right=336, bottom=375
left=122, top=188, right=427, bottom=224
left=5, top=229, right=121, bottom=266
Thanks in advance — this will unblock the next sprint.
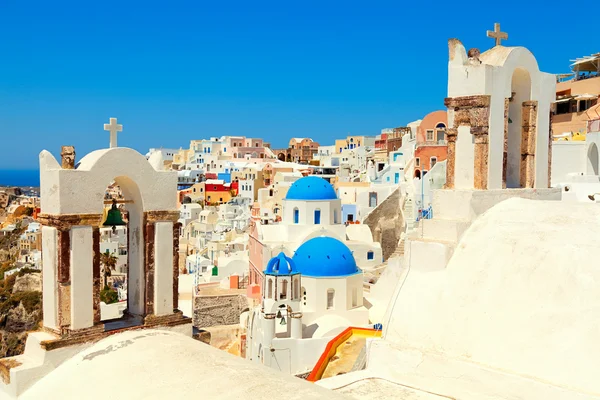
left=103, top=117, right=123, bottom=148
left=487, top=22, right=508, bottom=47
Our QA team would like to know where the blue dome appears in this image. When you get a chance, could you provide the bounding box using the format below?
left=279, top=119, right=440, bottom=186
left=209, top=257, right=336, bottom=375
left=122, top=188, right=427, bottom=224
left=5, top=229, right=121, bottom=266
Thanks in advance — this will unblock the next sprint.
left=292, top=237, right=359, bottom=277
left=285, top=176, right=338, bottom=201
left=264, top=252, right=298, bottom=275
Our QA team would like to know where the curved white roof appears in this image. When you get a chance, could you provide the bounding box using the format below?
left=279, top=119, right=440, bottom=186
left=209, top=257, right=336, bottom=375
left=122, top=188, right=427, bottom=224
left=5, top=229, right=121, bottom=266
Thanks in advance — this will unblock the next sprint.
left=22, top=329, right=347, bottom=400
left=383, top=198, right=600, bottom=394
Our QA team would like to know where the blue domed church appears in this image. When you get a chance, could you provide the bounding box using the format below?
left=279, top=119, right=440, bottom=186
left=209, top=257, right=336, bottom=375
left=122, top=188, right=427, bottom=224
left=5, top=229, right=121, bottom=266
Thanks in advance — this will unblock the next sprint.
left=246, top=176, right=377, bottom=375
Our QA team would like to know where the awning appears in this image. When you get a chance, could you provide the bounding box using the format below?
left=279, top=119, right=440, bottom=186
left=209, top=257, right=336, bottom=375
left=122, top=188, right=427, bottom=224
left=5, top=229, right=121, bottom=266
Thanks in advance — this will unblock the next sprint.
left=553, top=132, right=571, bottom=138
left=575, top=93, right=598, bottom=100
left=554, top=98, right=572, bottom=103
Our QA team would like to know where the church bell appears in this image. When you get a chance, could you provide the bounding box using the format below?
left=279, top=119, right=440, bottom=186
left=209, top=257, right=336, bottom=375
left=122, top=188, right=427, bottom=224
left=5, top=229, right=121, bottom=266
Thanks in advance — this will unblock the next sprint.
left=279, top=316, right=286, bottom=326
left=103, top=199, right=125, bottom=232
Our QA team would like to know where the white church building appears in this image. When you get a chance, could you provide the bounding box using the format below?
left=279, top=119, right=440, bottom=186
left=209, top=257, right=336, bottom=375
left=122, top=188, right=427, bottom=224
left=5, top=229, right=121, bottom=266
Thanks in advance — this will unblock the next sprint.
left=246, top=235, right=369, bottom=375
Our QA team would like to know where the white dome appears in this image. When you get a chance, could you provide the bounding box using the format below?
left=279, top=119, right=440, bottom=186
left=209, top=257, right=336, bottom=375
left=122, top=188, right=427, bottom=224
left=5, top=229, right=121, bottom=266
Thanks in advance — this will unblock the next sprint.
left=21, top=330, right=347, bottom=400
left=384, top=198, right=600, bottom=394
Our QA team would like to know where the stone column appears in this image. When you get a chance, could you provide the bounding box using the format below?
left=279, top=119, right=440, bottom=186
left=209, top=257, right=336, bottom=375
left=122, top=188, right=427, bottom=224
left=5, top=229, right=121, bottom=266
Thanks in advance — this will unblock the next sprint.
left=144, top=219, right=155, bottom=316
left=548, top=110, right=553, bottom=188
left=144, top=211, right=180, bottom=317
left=92, top=227, right=101, bottom=324
left=70, top=226, right=94, bottom=330
left=38, top=213, right=102, bottom=335
left=445, top=95, right=491, bottom=190
left=173, top=222, right=181, bottom=311
left=520, top=101, right=538, bottom=188
left=57, top=228, right=71, bottom=330
left=472, top=127, right=489, bottom=190
left=503, top=99, right=509, bottom=189
left=444, top=128, right=457, bottom=189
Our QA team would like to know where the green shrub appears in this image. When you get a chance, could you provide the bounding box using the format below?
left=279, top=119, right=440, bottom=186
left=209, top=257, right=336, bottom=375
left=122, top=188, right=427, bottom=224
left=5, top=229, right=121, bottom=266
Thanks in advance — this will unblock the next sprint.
left=100, top=288, right=119, bottom=304
left=11, top=291, right=42, bottom=313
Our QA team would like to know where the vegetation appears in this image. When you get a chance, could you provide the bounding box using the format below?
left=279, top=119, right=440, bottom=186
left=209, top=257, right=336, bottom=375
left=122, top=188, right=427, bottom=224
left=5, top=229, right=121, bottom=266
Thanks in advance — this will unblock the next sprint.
left=0, top=223, right=43, bottom=358
left=100, top=250, right=118, bottom=287
left=100, top=285, right=118, bottom=304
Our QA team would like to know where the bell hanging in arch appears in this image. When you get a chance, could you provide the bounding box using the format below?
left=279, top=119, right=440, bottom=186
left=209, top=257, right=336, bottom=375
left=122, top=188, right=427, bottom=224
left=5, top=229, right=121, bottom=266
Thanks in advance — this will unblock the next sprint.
left=103, top=199, right=125, bottom=233
left=279, top=316, right=286, bottom=326
left=276, top=310, right=282, bottom=319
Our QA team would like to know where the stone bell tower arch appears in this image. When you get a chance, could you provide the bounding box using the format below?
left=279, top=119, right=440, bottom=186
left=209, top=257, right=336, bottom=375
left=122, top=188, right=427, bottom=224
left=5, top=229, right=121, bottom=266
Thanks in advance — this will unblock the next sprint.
left=38, top=119, right=190, bottom=339
left=444, top=24, right=556, bottom=190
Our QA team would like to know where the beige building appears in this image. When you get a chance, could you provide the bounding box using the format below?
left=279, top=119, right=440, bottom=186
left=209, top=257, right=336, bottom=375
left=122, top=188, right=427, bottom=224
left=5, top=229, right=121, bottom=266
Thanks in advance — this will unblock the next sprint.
left=554, top=53, right=600, bottom=137
left=334, top=135, right=375, bottom=154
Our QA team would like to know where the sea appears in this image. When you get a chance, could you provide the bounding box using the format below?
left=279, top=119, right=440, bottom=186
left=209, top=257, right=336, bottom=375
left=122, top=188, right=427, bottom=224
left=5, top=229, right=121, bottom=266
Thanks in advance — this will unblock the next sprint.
left=0, top=170, right=40, bottom=188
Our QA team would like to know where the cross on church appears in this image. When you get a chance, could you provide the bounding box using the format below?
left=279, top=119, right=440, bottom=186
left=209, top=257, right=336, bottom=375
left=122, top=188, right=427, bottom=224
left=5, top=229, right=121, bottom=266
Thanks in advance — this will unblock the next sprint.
left=487, top=23, right=508, bottom=47
left=104, top=117, right=123, bottom=148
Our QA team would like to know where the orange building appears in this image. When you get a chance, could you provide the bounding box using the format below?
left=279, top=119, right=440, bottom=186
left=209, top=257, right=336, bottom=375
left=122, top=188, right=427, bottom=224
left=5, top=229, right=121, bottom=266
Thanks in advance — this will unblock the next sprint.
left=414, top=110, right=448, bottom=178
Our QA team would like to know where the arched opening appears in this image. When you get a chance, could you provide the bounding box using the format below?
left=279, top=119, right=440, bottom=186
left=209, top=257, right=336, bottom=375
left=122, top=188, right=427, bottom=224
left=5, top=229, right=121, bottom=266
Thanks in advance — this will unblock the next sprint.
left=326, top=289, right=335, bottom=310
left=507, top=67, right=532, bottom=188
left=587, top=143, right=599, bottom=175
left=100, top=175, right=145, bottom=327
left=414, top=169, right=421, bottom=179
left=267, top=278, right=273, bottom=299
left=435, top=123, right=446, bottom=142
left=293, top=208, right=299, bottom=224
left=277, top=153, right=285, bottom=162
left=280, top=279, right=288, bottom=300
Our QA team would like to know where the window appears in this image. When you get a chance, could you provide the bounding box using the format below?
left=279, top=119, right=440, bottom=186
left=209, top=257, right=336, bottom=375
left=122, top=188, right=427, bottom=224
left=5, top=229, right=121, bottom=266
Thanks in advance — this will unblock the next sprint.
left=367, top=251, right=374, bottom=260
left=334, top=209, right=339, bottom=224
left=369, top=192, right=377, bottom=207
left=347, top=214, right=354, bottom=222
left=314, top=209, right=321, bottom=224
left=327, top=289, right=335, bottom=309
left=267, top=279, right=273, bottom=298
left=435, top=123, right=446, bottom=142
left=280, top=279, right=288, bottom=300
left=352, top=288, right=358, bottom=308
left=293, top=208, right=299, bottom=224
left=415, top=157, right=420, bottom=167
left=293, top=278, right=300, bottom=300
left=426, top=129, right=434, bottom=141
left=431, top=157, right=437, bottom=168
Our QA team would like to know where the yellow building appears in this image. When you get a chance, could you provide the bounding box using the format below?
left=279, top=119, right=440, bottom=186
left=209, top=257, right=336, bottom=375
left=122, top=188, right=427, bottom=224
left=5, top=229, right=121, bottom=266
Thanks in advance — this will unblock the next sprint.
left=334, top=135, right=375, bottom=153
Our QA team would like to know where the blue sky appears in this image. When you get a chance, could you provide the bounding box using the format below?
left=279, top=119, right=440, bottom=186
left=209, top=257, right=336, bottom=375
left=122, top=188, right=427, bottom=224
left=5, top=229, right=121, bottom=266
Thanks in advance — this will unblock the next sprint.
left=0, top=0, right=593, bottom=169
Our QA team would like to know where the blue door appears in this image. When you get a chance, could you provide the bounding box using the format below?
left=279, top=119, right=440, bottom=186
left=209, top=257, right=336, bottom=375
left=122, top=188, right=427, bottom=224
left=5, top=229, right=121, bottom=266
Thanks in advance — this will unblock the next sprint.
left=314, top=209, right=321, bottom=224
left=394, top=172, right=399, bottom=184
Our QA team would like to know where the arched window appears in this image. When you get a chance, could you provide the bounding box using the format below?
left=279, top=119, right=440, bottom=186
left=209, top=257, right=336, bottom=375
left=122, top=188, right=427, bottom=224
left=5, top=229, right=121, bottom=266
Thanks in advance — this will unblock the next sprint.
left=314, top=209, right=321, bottom=224
left=334, top=209, right=339, bottom=224
left=280, top=279, right=288, bottom=300
left=435, top=122, right=447, bottom=142
left=327, top=289, right=335, bottom=310
left=267, top=278, right=273, bottom=299
left=293, top=208, right=299, bottom=224
left=293, top=277, right=300, bottom=300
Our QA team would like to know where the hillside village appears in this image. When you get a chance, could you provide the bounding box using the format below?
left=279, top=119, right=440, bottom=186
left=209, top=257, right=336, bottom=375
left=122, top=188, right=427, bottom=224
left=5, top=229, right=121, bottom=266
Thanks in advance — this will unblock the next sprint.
left=1, top=23, right=600, bottom=400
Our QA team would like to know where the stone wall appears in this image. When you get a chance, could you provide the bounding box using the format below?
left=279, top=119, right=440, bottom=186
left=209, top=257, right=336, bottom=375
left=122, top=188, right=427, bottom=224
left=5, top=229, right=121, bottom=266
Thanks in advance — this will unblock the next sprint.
left=363, top=187, right=404, bottom=261
left=193, top=294, right=249, bottom=328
